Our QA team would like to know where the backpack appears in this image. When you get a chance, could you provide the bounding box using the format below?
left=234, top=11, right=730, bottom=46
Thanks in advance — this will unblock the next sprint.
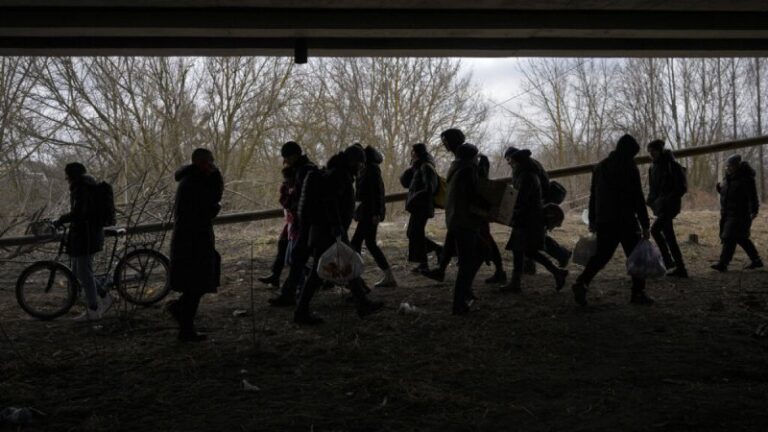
left=434, top=175, right=448, bottom=209
left=475, top=153, right=490, bottom=179
left=90, top=181, right=116, bottom=227
left=546, top=180, right=567, bottom=205
left=670, top=160, right=688, bottom=196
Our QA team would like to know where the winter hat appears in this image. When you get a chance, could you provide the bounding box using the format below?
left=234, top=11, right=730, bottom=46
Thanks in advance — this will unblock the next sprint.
left=343, top=144, right=366, bottom=164
left=726, top=154, right=742, bottom=167
left=504, top=146, right=520, bottom=159
left=64, top=162, right=86, bottom=179
left=456, top=143, right=479, bottom=160
left=616, top=134, right=640, bottom=157
left=412, top=143, right=429, bottom=158
left=647, top=139, right=665, bottom=152
left=509, top=148, right=532, bottom=162
left=440, top=128, right=466, bottom=151
left=280, top=141, right=302, bottom=158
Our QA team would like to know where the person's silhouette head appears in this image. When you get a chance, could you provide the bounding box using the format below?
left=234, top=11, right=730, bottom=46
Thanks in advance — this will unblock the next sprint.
left=192, top=148, right=215, bottom=174
left=281, top=141, right=302, bottom=167
left=64, top=162, right=86, bottom=185
left=440, top=129, right=465, bottom=154
left=647, top=139, right=665, bottom=161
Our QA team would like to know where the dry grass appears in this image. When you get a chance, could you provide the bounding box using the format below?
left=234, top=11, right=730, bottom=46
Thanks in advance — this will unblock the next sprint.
left=1, top=211, right=768, bottom=432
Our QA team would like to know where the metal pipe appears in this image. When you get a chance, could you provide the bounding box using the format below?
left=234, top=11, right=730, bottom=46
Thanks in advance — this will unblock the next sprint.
left=1, top=135, right=766, bottom=248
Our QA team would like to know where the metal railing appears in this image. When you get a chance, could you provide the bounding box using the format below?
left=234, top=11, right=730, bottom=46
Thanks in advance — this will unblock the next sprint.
left=1, top=135, right=766, bottom=248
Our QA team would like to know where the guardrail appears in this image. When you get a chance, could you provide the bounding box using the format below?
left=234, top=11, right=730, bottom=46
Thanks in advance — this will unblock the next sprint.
left=1, top=135, right=766, bottom=248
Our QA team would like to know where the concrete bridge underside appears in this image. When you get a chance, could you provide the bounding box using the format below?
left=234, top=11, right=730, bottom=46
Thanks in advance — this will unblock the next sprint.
left=1, top=1, right=768, bottom=56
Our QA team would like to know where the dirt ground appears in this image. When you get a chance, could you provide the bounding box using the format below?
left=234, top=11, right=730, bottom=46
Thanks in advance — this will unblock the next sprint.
left=1, top=210, right=768, bottom=432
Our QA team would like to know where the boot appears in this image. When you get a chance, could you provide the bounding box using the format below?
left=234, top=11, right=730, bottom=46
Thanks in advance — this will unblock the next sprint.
left=558, top=250, right=572, bottom=269
left=258, top=274, right=280, bottom=288
left=744, top=259, right=764, bottom=270
left=294, top=310, right=324, bottom=325
left=554, top=268, right=569, bottom=292
left=710, top=263, right=728, bottom=273
left=571, top=281, right=587, bottom=306
left=667, top=267, right=688, bottom=278
left=268, top=294, right=296, bottom=307
left=422, top=268, right=445, bottom=283
left=500, top=272, right=521, bottom=293
left=484, top=269, right=507, bottom=285
left=630, top=291, right=655, bottom=305
left=452, top=301, right=471, bottom=316
left=375, top=269, right=398, bottom=288
left=178, top=330, right=208, bottom=342
left=164, top=299, right=182, bottom=324
left=523, top=259, right=537, bottom=275
left=357, top=300, right=384, bottom=318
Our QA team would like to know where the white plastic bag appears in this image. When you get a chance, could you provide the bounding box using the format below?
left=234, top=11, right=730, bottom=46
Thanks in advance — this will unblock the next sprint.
left=626, top=239, right=666, bottom=279
left=573, top=233, right=597, bottom=266
left=317, top=238, right=364, bottom=284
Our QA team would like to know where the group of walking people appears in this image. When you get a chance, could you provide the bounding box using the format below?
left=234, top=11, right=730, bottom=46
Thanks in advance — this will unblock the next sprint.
left=56, top=130, right=763, bottom=341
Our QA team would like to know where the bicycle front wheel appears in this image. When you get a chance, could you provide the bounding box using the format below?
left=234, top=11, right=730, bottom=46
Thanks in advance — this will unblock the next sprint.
left=16, top=261, right=78, bottom=320
left=114, top=249, right=171, bottom=306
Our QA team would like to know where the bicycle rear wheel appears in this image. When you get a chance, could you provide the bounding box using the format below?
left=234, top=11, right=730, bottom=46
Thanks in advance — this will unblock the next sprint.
left=114, top=249, right=171, bottom=306
left=16, top=261, right=78, bottom=320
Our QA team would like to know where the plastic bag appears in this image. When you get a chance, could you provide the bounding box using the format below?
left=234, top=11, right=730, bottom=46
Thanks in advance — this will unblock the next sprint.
left=317, top=238, right=364, bottom=284
left=573, top=233, right=597, bottom=266
left=626, top=239, right=666, bottom=279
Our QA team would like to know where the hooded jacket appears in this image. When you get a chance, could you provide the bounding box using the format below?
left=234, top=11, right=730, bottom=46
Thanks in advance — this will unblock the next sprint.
left=588, top=140, right=650, bottom=231
left=400, top=152, right=439, bottom=219
left=647, top=150, right=685, bottom=218
left=59, top=174, right=104, bottom=256
left=355, top=146, right=386, bottom=222
left=445, top=143, right=487, bottom=231
left=301, top=152, right=357, bottom=248
left=717, top=161, right=759, bottom=240
left=506, top=151, right=546, bottom=252
left=169, top=164, right=224, bottom=294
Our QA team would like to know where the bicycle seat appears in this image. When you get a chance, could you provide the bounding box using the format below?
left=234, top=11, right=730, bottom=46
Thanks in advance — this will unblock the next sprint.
left=104, top=227, right=127, bottom=237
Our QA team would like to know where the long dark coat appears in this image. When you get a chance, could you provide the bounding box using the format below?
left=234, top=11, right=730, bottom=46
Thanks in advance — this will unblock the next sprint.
left=445, top=144, right=486, bottom=232
left=300, top=152, right=357, bottom=250
left=588, top=146, right=650, bottom=232
left=169, top=164, right=224, bottom=295
left=355, top=146, right=386, bottom=222
left=646, top=150, right=684, bottom=218
left=400, top=154, right=439, bottom=219
left=718, top=161, right=759, bottom=241
left=506, top=157, right=545, bottom=253
left=59, top=174, right=105, bottom=257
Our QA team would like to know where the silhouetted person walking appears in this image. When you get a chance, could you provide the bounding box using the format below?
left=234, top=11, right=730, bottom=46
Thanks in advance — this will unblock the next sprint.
left=424, top=129, right=504, bottom=285
left=54, top=162, right=112, bottom=322
left=438, top=129, right=489, bottom=314
left=401, top=143, right=443, bottom=273
left=711, top=154, right=763, bottom=272
left=293, top=145, right=384, bottom=324
left=504, top=146, right=572, bottom=268
left=258, top=167, right=295, bottom=288
left=351, top=144, right=397, bottom=288
left=167, top=148, right=224, bottom=342
left=502, top=148, right=568, bottom=293
left=269, top=142, right=318, bottom=307
left=571, top=134, right=654, bottom=306
left=646, top=139, right=688, bottom=278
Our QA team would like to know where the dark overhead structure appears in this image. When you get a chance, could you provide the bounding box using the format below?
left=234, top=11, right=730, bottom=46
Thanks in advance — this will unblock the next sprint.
left=1, top=0, right=768, bottom=57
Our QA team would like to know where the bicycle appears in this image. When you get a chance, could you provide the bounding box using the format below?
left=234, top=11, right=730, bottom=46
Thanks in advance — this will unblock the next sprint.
left=15, top=220, right=171, bottom=320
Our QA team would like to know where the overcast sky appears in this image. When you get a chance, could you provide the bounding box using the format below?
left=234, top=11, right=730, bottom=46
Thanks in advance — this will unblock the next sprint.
left=457, top=57, right=527, bottom=149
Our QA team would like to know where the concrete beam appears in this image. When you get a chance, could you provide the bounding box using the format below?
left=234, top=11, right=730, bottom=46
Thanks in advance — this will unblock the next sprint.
left=1, top=5, right=768, bottom=56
